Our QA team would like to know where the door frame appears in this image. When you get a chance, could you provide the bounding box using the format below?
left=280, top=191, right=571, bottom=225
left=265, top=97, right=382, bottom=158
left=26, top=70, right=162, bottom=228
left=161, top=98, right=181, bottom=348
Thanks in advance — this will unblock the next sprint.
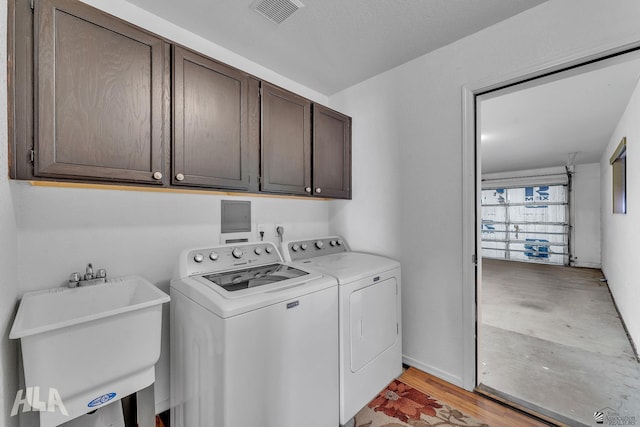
left=460, top=39, right=640, bottom=391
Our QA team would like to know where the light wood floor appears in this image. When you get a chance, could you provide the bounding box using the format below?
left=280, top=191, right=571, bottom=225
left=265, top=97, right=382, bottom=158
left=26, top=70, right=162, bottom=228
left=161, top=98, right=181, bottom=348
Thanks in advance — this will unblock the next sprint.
left=399, top=367, right=554, bottom=427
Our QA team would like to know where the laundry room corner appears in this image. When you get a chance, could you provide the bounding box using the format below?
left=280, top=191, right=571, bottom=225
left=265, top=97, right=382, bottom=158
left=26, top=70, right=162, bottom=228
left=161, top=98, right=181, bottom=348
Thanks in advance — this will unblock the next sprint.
left=0, top=0, right=20, bottom=424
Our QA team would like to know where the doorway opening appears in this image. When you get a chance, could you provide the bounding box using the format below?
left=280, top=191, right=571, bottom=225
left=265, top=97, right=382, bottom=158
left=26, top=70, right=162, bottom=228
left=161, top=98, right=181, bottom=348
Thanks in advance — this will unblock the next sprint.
left=473, top=49, right=640, bottom=425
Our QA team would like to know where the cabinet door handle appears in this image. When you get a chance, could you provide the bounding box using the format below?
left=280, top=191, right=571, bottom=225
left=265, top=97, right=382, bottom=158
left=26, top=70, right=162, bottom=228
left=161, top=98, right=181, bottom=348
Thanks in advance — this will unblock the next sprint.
left=305, top=187, right=311, bottom=193
left=315, top=187, right=322, bottom=194
left=152, top=171, right=163, bottom=180
left=176, top=173, right=185, bottom=181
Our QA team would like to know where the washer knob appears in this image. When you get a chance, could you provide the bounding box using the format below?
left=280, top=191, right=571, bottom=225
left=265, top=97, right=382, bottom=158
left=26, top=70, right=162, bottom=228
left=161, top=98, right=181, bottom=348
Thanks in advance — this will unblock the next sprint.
left=301, top=243, right=308, bottom=250
left=193, top=253, right=204, bottom=263
left=265, top=246, right=273, bottom=254
left=336, top=239, right=343, bottom=246
left=232, top=248, right=243, bottom=259
left=291, top=244, right=300, bottom=252
left=254, top=247, right=263, bottom=255
left=209, top=252, right=219, bottom=261
left=315, top=241, right=324, bottom=249
left=330, top=240, right=337, bottom=246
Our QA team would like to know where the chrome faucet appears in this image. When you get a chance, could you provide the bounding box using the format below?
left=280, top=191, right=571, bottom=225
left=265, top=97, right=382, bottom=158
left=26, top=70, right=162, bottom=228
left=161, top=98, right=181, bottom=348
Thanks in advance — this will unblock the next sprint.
left=69, top=263, right=107, bottom=287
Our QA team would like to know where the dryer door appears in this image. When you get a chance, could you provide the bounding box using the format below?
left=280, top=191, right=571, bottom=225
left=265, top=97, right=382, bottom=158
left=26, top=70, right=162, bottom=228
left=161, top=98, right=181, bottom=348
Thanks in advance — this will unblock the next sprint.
left=349, top=277, right=399, bottom=372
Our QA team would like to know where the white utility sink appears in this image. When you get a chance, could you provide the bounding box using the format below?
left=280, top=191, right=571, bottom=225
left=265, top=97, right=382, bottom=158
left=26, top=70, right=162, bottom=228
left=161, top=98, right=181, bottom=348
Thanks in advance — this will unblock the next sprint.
left=10, top=276, right=170, bottom=427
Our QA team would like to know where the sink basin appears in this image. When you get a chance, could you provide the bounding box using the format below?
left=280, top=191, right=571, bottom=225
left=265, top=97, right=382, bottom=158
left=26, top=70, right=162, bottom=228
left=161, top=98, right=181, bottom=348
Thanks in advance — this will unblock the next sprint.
left=10, top=276, right=170, bottom=427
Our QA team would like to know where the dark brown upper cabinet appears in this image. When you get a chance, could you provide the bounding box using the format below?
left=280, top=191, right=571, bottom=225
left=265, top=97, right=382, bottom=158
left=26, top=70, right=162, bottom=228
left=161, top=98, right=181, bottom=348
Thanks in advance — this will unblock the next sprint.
left=172, top=46, right=256, bottom=191
left=312, top=104, right=352, bottom=199
left=260, top=82, right=312, bottom=196
left=9, top=0, right=351, bottom=198
left=33, top=0, right=168, bottom=184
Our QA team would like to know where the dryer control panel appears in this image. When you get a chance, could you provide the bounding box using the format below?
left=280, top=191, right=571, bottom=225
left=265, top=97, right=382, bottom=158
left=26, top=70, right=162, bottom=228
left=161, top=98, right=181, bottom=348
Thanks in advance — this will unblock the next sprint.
left=283, top=236, right=350, bottom=262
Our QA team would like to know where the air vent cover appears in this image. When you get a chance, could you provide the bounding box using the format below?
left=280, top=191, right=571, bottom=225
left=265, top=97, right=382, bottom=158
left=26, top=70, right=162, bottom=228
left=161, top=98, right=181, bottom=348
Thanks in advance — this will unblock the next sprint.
left=252, top=0, right=304, bottom=24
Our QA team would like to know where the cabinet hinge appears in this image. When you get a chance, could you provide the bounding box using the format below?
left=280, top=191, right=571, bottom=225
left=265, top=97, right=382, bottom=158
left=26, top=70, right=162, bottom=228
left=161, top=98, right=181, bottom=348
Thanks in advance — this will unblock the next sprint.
left=29, top=149, right=35, bottom=163
left=30, top=0, right=34, bottom=10
left=472, top=254, right=478, bottom=265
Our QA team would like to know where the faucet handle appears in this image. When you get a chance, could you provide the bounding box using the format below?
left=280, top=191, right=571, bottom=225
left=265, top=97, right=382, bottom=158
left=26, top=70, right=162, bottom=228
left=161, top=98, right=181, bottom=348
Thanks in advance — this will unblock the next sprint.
left=84, top=263, right=95, bottom=280
left=69, top=272, right=81, bottom=287
left=97, top=269, right=107, bottom=279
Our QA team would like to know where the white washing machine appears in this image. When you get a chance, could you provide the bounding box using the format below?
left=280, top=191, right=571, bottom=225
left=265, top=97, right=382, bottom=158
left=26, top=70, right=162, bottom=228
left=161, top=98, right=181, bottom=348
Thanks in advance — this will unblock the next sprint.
left=282, top=236, right=402, bottom=424
left=170, top=241, right=339, bottom=427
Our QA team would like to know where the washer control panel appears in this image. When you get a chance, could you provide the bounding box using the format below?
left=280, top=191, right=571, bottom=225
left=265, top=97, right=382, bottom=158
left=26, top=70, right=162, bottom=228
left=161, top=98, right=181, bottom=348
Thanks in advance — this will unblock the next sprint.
left=283, top=236, right=350, bottom=261
left=186, top=242, right=281, bottom=276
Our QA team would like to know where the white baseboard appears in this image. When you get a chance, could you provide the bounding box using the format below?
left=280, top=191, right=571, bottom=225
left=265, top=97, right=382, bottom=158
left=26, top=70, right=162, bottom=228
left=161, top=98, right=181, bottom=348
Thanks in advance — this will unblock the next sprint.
left=573, top=261, right=602, bottom=269
left=402, top=355, right=463, bottom=388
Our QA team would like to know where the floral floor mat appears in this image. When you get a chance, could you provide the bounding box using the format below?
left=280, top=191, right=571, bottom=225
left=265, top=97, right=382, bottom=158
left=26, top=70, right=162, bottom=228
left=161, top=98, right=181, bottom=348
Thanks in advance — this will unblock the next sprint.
left=353, top=379, right=490, bottom=427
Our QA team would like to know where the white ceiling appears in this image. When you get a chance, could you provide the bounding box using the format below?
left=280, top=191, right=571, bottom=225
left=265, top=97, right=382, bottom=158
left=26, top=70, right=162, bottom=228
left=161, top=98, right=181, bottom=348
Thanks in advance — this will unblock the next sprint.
left=480, top=55, right=640, bottom=174
left=124, top=0, right=546, bottom=95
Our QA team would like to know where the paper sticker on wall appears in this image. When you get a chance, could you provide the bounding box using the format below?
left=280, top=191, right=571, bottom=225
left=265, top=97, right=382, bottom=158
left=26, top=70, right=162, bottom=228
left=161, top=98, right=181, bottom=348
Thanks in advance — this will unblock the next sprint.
left=524, top=238, right=549, bottom=259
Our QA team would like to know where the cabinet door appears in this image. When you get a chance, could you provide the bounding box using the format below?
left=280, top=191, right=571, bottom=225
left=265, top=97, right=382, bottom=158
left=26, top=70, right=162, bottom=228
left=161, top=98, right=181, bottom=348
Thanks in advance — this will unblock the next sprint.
left=313, top=104, right=352, bottom=199
left=261, top=82, right=311, bottom=195
left=35, top=0, right=168, bottom=184
left=173, top=46, right=252, bottom=190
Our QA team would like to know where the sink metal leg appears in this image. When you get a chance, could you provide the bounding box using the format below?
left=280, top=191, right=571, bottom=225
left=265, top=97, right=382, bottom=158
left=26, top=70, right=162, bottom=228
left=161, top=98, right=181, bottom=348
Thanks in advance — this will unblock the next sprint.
left=122, top=384, right=155, bottom=427
left=136, top=384, right=155, bottom=427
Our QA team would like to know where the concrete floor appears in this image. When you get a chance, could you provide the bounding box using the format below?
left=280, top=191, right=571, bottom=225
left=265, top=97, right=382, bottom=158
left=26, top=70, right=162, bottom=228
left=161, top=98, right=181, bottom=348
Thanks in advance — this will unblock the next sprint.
left=479, top=258, right=640, bottom=426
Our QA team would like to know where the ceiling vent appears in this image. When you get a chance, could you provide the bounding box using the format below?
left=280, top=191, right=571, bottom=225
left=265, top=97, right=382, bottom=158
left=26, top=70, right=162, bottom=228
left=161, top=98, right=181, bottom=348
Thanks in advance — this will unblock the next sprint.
left=252, top=0, right=304, bottom=24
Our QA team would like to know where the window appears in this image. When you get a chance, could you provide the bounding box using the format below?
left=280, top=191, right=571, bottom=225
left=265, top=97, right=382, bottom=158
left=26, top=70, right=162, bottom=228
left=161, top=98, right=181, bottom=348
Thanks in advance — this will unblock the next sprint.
left=610, top=137, right=627, bottom=214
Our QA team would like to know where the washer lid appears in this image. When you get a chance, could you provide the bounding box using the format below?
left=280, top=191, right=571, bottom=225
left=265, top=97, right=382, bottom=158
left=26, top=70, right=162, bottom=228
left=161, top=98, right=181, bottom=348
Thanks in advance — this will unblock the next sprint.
left=296, top=252, right=400, bottom=284
left=202, top=263, right=309, bottom=293
left=171, top=270, right=337, bottom=318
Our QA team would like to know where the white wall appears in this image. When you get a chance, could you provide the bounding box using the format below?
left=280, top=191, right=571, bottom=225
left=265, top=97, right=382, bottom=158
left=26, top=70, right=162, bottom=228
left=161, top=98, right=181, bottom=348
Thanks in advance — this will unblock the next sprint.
left=329, top=0, right=640, bottom=386
left=601, top=75, right=640, bottom=350
left=572, top=163, right=601, bottom=268
left=0, top=0, right=20, bottom=425
left=6, top=0, right=332, bottom=417
left=12, top=183, right=329, bottom=415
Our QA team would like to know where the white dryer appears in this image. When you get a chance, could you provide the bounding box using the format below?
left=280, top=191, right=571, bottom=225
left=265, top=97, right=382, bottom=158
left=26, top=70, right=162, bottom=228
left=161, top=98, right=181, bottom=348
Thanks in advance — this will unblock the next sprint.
left=170, top=241, right=339, bottom=427
left=282, top=236, right=402, bottom=424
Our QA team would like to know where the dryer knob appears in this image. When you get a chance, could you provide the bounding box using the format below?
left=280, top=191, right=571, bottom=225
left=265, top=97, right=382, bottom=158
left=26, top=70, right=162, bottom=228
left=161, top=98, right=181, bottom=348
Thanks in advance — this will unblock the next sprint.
left=301, top=243, right=308, bottom=250
left=330, top=240, right=337, bottom=246
left=315, top=241, right=324, bottom=249
left=336, top=239, right=343, bottom=246
left=265, top=246, right=273, bottom=254
left=291, top=244, right=300, bottom=252
left=232, top=248, right=243, bottom=259
left=193, top=253, right=204, bottom=263
left=254, top=247, right=263, bottom=255
left=209, top=252, right=219, bottom=261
